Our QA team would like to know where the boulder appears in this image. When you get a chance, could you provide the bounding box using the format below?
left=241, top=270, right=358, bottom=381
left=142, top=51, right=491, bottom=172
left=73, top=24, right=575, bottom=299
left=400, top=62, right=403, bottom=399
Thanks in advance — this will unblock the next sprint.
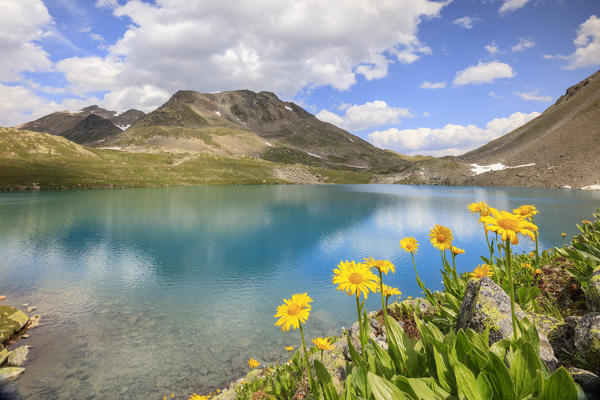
left=0, top=367, right=25, bottom=384
left=0, top=306, right=29, bottom=344
left=528, top=313, right=576, bottom=356
left=568, top=367, right=600, bottom=398
left=0, top=349, right=7, bottom=366
left=586, top=266, right=600, bottom=312
left=573, top=312, right=600, bottom=374
left=457, top=277, right=558, bottom=371
left=7, top=346, right=30, bottom=367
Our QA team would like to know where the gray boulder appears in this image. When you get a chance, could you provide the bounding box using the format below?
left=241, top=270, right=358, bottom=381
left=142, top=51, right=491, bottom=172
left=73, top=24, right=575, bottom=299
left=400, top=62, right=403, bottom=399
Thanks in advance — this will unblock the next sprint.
left=7, top=346, right=30, bottom=367
left=0, top=367, right=24, bottom=384
left=457, top=277, right=558, bottom=371
left=529, top=313, right=576, bottom=357
left=586, top=267, right=600, bottom=312
left=568, top=367, right=600, bottom=399
left=574, top=312, right=600, bottom=374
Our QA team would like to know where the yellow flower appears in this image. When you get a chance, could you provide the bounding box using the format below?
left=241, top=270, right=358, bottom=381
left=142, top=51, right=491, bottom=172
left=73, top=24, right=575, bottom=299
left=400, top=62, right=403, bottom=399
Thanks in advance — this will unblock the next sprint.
left=561, top=232, right=566, bottom=237
left=469, top=264, right=494, bottom=280
left=188, top=394, right=211, bottom=400
left=248, top=358, right=260, bottom=369
left=521, top=262, right=532, bottom=269
left=429, top=225, right=454, bottom=250
left=582, top=220, right=591, bottom=224
left=363, top=257, right=395, bottom=275
left=285, top=346, right=294, bottom=351
left=332, top=260, right=379, bottom=299
left=535, top=268, right=542, bottom=275
left=480, top=208, right=538, bottom=245
left=451, top=246, right=465, bottom=255
left=172, top=394, right=175, bottom=398
left=468, top=201, right=490, bottom=216
left=513, top=205, right=538, bottom=220
left=378, top=284, right=401, bottom=297
left=312, top=337, right=334, bottom=351
left=407, top=296, right=413, bottom=300
left=400, top=237, right=419, bottom=254
left=274, top=293, right=313, bottom=332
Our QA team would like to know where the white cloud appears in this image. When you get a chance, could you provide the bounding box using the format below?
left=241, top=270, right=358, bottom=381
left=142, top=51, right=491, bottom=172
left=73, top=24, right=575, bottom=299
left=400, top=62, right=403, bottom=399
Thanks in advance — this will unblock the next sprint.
left=485, top=41, right=500, bottom=55
left=489, top=91, right=503, bottom=99
left=499, top=0, right=531, bottom=14
left=0, top=83, right=100, bottom=127
left=511, top=37, right=535, bottom=52
left=453, top=61, right=516, bottom=86
left=368, top=111, right=540, bottom=156
left=420, top=80, right=447, bottom=89
left=514, top=90, right=552, bottom=102
left=316, top=100, right=411, bottom=131
left=452, top=16, right=480, bottom=29
left=52, top=0, right=446, bottom=113
left=0, top=0, right=53, bottom=81
left=553, top=15, right=600, bottom=70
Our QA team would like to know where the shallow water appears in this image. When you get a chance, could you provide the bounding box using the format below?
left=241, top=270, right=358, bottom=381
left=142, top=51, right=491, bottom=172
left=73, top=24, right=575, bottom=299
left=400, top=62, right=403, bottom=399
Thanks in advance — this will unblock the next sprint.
left=0, top=185, right=598, bottom=399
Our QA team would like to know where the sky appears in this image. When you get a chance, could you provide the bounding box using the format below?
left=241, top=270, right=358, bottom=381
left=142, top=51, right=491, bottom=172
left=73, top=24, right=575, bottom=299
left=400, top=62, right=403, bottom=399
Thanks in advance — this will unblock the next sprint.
left=1, top=0, right=599, bottom=156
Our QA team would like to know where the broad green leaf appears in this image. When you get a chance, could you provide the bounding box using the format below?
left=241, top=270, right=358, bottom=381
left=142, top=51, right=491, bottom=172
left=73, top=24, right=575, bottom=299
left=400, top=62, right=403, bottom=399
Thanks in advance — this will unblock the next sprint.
left=433, top=346, right=455, bottom=393
left=509, top=342, right=541, bottom=398
left=485, top=352, right=517, bottom=400
left=476, top=373, right=493, bottom=399
left=367, top=372, right=407, bottom=400
left=370, top=341, right=394, bottom=379
left=543, top=367, right=578, bottom=400
left=454, top=361, right=481, bottom=400
left=314, top=359, right=339, bottom=400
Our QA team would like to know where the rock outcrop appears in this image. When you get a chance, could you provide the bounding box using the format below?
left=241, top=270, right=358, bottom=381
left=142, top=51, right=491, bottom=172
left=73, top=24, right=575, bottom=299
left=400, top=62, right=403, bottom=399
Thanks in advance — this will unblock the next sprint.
left=573, top=312, right=600, bottom=374
left=586, top=266, right=600, bottom=312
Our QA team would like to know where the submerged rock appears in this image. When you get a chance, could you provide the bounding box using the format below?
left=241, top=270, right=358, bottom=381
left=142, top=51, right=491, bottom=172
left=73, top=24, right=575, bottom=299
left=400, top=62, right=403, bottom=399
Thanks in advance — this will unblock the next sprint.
left=0, top=349, right=7, bottom=365
left=573, top=312, right=600, bottom=374
left=456, top=277, right=558, bottom=371
left=586, top=267, right=600, bottom=312
left=0, top=306, right=29, bottom=344
left=7, top=346, right=30, bottom=367
left=0, top=367, right=25, bottom=384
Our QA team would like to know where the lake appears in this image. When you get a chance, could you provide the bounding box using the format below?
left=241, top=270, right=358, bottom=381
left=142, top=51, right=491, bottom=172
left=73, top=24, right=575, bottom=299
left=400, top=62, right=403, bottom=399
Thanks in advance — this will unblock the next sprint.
left=1, top=185, right=599, bottom=399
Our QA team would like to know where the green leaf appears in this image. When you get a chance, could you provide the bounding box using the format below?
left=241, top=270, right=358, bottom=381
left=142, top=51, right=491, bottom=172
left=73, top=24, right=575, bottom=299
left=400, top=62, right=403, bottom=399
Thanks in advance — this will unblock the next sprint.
left=485, top=352, right=517, bottom=400
left=509, top=342, right=541, bottom=398
left=367, top=372, right=407, bottom=400
left=543, top=367, right=578, bottom=400
left=433, top=346, right=455, bottom=393
left=387, top=317, right=419, bottom=376
left=370, top=340, right=394, bottom=379
left=454, top=361, right=481, bottom=400
left=476, top=373, right=493, bottom=399
left=314, top=359, right=339, bottom=400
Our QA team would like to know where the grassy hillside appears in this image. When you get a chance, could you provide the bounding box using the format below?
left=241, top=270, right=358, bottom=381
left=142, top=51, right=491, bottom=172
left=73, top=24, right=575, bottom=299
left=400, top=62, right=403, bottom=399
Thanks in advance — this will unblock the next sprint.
left=0, top=128, right=371, bottom=190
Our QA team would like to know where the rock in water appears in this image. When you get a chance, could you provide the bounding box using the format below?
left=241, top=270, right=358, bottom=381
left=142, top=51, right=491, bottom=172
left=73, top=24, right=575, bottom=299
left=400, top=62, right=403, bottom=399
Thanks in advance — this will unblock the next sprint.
left=0, top=367, right=25, bottom=384
left=456, top=277, right=558, bottom=371
left=573, top=312, right=600, bottom=374
left=0, top=349, right=8, bottom=365
left=0, top=306, right=29, bottom=344
left=586, top=266, right=600, bottom=312
left=7, top=346, right=30, bottom=367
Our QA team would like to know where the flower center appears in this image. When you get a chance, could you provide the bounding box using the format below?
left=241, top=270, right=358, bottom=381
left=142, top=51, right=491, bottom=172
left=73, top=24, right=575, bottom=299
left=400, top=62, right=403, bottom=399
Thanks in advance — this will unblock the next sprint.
left=520, top=210, right=528, bottom=215
left=287, top=303, right=301, bottom=316
left=498, top=218, right=519, bottom=231
left=349, top=272, right=364, bottom=284
left=437, top=234, right=447, bottom=243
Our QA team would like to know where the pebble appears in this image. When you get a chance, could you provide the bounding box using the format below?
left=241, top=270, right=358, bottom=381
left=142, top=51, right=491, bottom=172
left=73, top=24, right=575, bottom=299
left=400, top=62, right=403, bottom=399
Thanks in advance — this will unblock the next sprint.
left=27, top=306, right=37, bottom=313
left=22, top=303, right=29, bottom=308
left=0, top=296, right=6, bottom=301
left=22, top=334, right=30, bottom=339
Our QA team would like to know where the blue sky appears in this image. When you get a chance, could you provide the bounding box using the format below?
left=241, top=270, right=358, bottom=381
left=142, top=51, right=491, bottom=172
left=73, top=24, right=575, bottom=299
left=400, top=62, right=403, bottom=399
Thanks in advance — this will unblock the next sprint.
left=1, top=0, right=599, bottom=155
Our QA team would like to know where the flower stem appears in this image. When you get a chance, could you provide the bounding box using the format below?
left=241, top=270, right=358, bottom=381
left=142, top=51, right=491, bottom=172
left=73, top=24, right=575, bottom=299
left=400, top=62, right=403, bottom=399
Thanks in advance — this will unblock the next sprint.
left=299, top=324, right=314, bottom=390
left=484, top=227, right=497, bottom=281
left=378, top=269, right=388, bottom=331
left=505, top=240, right=518, bottom=338
left=355, top=294, right=365, bottom=358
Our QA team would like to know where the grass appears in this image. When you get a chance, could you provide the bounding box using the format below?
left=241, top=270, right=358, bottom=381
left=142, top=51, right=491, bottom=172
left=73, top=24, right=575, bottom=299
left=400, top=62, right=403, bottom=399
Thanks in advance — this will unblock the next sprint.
left=0, top=128, right=371, bottom=190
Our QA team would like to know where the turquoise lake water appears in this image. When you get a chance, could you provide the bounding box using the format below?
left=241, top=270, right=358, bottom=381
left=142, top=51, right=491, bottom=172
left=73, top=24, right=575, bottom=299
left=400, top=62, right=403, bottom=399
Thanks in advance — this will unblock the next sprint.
left=0, top=184, right=599, bottom=399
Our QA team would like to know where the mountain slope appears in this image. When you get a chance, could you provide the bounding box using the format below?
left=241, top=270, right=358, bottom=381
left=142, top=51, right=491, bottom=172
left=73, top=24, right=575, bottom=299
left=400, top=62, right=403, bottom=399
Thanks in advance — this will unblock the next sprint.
left=17, top=106, right=146, bottom=144
left=113, top=90, right=410, bottom=173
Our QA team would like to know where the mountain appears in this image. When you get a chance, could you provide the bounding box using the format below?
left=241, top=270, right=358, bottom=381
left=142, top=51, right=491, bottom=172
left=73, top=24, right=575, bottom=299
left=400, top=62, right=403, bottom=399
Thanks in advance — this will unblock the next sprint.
left=110, top=90, right=410, bottom=173
left=17, top=106, right=146, bottom=144
left=393, top=69, right=600, bottom=189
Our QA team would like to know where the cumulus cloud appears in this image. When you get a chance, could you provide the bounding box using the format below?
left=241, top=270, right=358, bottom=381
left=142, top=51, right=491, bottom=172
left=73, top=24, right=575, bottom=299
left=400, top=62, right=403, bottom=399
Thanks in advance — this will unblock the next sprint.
left=368, top=111, right=540, bottom=156
left=499, top=0, right=531, bottom=14
left=485, top=41, right=500, bottom=55
left=316, top=100, right=411, bottom=132
left=452, top=16, right=480, bottom=29
left=420, top=81, right=447, bottom=89
left=514, top=90, right=552, bottom=102
left=0, top=0, right=52, bottom=81
left=52, top=0, right=446, bottom=113
left=547, top=15, right=600, bottom=70
left=0, top=83, right=100, bottom=127
left=453, top=61, right=516, bottom=86
left=512, top=37, right=535, bottom=52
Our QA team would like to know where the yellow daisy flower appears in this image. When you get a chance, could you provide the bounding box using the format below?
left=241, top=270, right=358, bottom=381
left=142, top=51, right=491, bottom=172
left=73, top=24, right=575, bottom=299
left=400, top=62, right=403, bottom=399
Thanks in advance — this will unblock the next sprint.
left=521, top=262, right=532, bottom=269
left=468, top=201, right=490, bottom=216
left=582, top=220, right=591, bottom=224
left=274, top=293, right=313, bottom=332
left=332, top=260, right=379, bottom=299
left=451, top=246, right=465, bottom=255
left=284, top=346, right=294, bottom=351
left=535, top=268, right=542, bottom=275
left=248, top=358, right=259, bottom=369
left=429, top=225, right=454, bottom=250
left=480, top=208, right=538, bottom=245
left=561, top=232, right=566, bottom=237
left=469, top=264, right=494, bottom=280
left=378, top=284, right=401, bottom=297
left=513, top=205, right=538, bottom=220
left=363, top=257, right=395, bottom=275
left=312, top=337, right=334, bottom=351
left=188, top=394, right=211, bottom=400
left=399, top=237, right=419, bottom=254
